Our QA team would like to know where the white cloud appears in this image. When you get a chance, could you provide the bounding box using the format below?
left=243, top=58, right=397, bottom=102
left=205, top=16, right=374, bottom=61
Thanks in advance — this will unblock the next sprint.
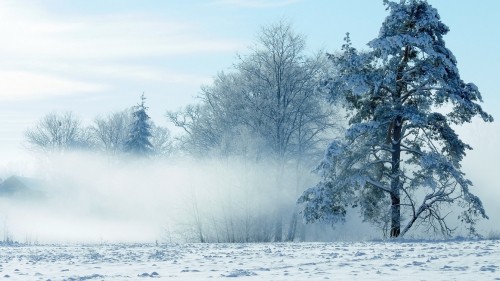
left=107, top=66, right=212, bottom=85
left=211, top=0, right=301, bottom=8
left=0, top=3, right=244, bottom=60
left=81, top=63, right=212, bottom=85
left=0, top=71, right=107, bottom=102
left=0, top=2, right=238, bottom=102
left=17, top=61, right=213, bottom=87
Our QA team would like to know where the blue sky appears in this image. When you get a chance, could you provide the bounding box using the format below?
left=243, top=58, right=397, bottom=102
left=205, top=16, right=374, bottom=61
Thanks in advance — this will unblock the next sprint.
left=0, top=0, right=499, bottom=174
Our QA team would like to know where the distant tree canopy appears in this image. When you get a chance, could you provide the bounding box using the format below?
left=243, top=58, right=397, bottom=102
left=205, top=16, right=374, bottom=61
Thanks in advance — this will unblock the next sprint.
left=299, top=0, right=493, bottom=238
left=25, top=112, right=92, bottom=153
left=168, top=21, right=339, bottom=164
left=25, top=95, right=171, bottom=158
left=91, top=110, right=131, bottom=155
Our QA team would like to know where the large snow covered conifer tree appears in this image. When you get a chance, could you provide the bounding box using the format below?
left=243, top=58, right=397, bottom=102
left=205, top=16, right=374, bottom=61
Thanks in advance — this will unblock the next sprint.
left=299, top=0, right=493, bottom=238
left=124, top=94, right=153, bottom=156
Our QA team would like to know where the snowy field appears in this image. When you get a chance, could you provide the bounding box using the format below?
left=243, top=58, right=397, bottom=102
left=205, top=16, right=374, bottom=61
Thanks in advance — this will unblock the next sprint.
left=0, top=240, right=499, bottom=280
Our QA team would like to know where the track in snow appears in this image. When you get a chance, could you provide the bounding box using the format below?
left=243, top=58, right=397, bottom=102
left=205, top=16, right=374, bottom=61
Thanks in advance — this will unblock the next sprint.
left=0, top=240, right=499, bottom=280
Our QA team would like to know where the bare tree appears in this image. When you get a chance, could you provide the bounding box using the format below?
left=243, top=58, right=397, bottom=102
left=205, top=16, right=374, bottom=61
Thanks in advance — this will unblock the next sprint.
left=150, top=124, right=173, bottom=158
left=235, top=21, right=339, bottom=241
left=167, top=104, right=225, bottom=157
left=91, top=110, right=131, bottom=155
left=168, top=22, right=338, bottom=163
left=168, top=21, right=340, bottom=242
left=236, top=21, right=336, bottom=163
left=25, top=112, right=91, bottom=152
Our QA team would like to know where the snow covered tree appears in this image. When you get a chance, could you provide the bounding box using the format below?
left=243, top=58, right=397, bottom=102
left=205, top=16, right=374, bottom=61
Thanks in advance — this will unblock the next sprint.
left=91, top=110, right=132, bottom=155
left=150, top=124, right=173, bottom=158
left=168, top=21, right=337, bottom=163
left=235, top=21, right=335, bottom=162
left=299, top=0, right=493, bottom=238
left=124, top=94, right=153, bottom=156
left=25, top=112, right=92, bottom=152
left=168, top=21, right=339, bottom=242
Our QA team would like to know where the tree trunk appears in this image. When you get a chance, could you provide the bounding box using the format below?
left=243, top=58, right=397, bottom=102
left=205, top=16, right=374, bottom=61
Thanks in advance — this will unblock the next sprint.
left=389, top=46, right=410, bottom=238
left=390, top=117, right=402, bottom=238
left=390, top=191, right=400, bottom=237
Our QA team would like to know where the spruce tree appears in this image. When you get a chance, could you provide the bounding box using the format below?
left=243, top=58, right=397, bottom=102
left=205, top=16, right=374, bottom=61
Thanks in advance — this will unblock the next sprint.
left=124, top=94, right=153, bottom=156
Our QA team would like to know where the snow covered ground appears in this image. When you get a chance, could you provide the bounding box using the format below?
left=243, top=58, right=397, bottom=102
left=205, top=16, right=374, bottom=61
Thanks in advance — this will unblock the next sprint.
left=0, top=240, right=499, bottom=280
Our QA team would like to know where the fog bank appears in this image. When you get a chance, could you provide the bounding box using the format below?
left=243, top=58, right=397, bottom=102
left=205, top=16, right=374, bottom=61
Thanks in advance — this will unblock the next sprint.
left=0, top=152, right=379, bottom=243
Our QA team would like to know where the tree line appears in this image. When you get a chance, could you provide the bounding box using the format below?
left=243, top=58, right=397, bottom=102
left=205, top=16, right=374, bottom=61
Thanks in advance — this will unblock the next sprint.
left=23, top=0, right=492, bottom=240
left=25, top=94, right=172, bottom=158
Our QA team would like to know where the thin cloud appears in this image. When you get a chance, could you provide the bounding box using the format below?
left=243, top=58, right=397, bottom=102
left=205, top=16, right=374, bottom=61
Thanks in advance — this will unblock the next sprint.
left=0, top=4, right=243, bottom=60
left=0, top=71, right=107, bottom=102
left=211, top=0, right=301, bottom=8
left=0, top=2, right=241, bottom=102
left=81, top=64, right=212, bottom=85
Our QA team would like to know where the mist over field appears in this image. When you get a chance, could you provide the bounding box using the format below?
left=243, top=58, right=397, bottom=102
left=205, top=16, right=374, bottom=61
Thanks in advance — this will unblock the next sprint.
left=455, top=121, right=500, bottom=236
left=0, top=152, right=378, bottom=243
left=2, top=147, right=498, bottom=244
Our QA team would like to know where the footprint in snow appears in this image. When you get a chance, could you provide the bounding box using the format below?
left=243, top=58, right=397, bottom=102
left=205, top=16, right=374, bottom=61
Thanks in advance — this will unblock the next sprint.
left=138, top=272, right=160, bottom=278
left=480, top=265, right=498, bottom=272
left=222, top=269, right=257, bottom=277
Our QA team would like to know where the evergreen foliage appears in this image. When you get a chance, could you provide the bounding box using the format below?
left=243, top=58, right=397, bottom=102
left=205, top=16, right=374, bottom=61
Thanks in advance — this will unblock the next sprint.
left=299, top=0, right=493, bottom=238
left=124, top=94, right=154, bottom=156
